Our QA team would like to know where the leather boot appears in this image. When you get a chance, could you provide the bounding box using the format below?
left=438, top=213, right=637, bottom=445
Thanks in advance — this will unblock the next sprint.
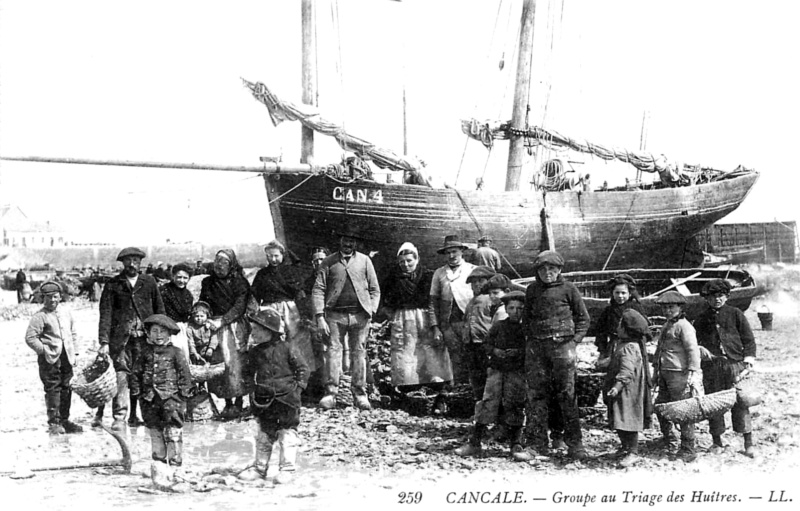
left=455, top=423, right=485, bottom=456
left=45, top=392, right=61, bottom=428
left=275, top=429, right=300, bottom=483
left=743, top=433, right=756, bottom=458
left=239, top=431, right=273, bottom=480
left=92, top=406, right=104, bottom=428
left=128, top=394, right=143, bottom=427
left=148, top=428, right=167, bottom=463
left=165, top=427, right=183, bottom=466
left=508, top=426, right=524, bottom=455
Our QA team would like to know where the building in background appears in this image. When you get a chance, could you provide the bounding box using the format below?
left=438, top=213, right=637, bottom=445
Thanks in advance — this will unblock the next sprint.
left=1, top=204, right=67, bottom=248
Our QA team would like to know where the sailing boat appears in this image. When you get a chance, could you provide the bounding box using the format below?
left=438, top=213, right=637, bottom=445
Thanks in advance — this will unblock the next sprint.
left=243, top=0, right=759, bottom=278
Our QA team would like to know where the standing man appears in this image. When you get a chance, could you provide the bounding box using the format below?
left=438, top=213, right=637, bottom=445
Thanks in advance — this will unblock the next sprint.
left=429, top=235, right=477, bottom=384
left=96, top=247, right=165, bottom=431
left=16, top=267, right=28, bottom=303
left=470, top=235, right=502, bottom=272
left=25, top=281, right=83, bottom=434
left=695, top=279, right=758, bottom=458
left=312, top=226, right=380, bottom=410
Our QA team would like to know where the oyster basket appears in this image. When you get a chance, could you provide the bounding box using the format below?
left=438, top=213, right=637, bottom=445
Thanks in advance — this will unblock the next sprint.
left=190, top=362, right=226, bottom=383
left=71, top=354, right=118, bottom=408
left=735, top=370, right=763, bottom=408
left=654, top=388, right=736, bottom=424
left=576, top=372, right=604, bottom=407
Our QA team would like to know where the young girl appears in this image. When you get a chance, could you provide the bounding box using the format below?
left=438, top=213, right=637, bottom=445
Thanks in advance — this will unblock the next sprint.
left=653, top=291, right=702, bottom=462
left=239, top=309, right=309, bottom=483
left=604, top=309, right=653, bottom=468
left=131, top=314, right=192, bottom=466
left=594, top=274, right=647, bottom=366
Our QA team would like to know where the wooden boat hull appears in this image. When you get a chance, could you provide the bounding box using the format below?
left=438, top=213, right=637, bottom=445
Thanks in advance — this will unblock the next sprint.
left=514, top=267, right=760, bottom=337
left=264, top=171, right=759, bottom=278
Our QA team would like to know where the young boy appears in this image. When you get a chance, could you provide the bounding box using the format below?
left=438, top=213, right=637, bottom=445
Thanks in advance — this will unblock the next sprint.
left=456, top=291, right=527, bottom=457
left=461, top=266, right=498, bottom=402
left=186, top=301, right=217, bottom=365
left=694, top=279, right=757, bottom=458
left=653, top=291, right=702, bottom=462
left=514, top=250, right=590, bottom=462
left=131, top=314, right=193, bottom=466
left=484, top=273, right=511, bottom=324
left=239, top=309, right=309, bottom=483
left=25, top=281, right=83, bottom=435
left=605, top=309, right=653, bottom=468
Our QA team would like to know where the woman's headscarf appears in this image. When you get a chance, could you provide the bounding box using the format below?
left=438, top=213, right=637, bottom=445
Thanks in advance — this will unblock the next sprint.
left=216, top=248, right=244, bottom=278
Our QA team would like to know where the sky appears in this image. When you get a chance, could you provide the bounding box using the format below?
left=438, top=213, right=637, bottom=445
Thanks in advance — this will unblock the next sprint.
left=1, top=0, right=799, bottom=246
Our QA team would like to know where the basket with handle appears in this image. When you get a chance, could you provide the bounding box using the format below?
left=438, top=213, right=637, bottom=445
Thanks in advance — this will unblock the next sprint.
left=189, top=362, right=226, bottom=383
left=71, top=354, right=118, bottom=408
left=654, top=388, right=736, bottom=424
left=735, top=369, right=762, bottom=408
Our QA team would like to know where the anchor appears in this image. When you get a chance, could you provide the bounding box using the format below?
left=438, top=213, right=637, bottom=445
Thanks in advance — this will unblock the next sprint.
left=2, top=425, right=132, bottom=476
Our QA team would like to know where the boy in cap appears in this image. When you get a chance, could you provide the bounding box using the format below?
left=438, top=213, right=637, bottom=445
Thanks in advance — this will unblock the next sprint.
left=130, top=314, right=192, bottom=467
left=25, top=281, right=83, bottom=434
left=239, top=309, right=309, bottom=483
left=514, top=250, right=591, bottom=462
left=456, top=291, right=526, bottom=457
left=604, top=309, right=654, bottom=468
left=653, top=291, right=702, bottom=462
left=694, top=279, right=758, bottom=458
left=97, top=246, right=165, bottom=430
left=461, top=265, right=498, bottom=402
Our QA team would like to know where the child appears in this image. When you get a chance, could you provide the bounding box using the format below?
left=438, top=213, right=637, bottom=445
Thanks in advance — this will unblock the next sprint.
left=653, top=291, right=702, bottom=462
left=239, top=309, right=309, bottom=483
left=514, top=250, right=590, bottom=462
left=461, top=266, right=498, bottom=402
left=604, top=309, right=654, bottom=468
left=131, top=314, right=192, bottom=466
left=24, top=281, right=83, bottom=435
left=456, top=291, right=527, bottom=457
left=694, top=279, right=758, bottom=458
left=186, top=301, right=217, bottom=365
left=484, top=273, right=511, bottom=324
left=594, top=274, right=647, bottom=365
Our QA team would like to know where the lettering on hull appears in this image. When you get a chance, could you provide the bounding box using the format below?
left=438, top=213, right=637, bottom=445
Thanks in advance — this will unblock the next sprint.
left=332, top=187, right=384, bottom=204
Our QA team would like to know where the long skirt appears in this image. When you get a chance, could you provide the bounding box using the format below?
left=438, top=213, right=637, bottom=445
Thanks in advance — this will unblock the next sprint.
left=170, top=322, right=192, bottom=365
left=207, top=318, right=253, bottom=399
left=390, top=308, right=453, bottom=386
left=260, top=301, right=317, bottom=373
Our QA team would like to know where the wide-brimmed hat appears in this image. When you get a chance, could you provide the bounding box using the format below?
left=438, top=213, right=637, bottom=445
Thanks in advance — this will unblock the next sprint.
left=466, top=265, right=497, bottom=283
left=701, top=279, right=732, bottom=297
left=336, top=224, right=362, bottom=240
left=116, top=247, right=146, bottom=262
left=656, top=291, right=687, bottom=304
left=437, top=234, right=469, bottom=254
left=143, top=314, right=180, bottom=335
left=500, top=290, right=526, bottom=306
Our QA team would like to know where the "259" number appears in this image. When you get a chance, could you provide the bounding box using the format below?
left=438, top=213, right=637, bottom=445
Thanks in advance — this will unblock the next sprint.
left=398, top=492, right=423, bottom=504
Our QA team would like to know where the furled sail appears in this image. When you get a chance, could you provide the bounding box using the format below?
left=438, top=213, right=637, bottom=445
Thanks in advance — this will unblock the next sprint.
left=244, top=80, right=424, bottom=176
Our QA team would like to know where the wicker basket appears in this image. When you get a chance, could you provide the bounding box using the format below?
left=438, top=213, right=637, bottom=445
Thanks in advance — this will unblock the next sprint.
left=654, top=388, right=736, bottom=423
left=576, top=372, right=604, bottom=407
left=190, top=362, right=226, bottom=383
left=735, top=372, right=763, bottom=408
left=71, top=355, right=118, bottom=408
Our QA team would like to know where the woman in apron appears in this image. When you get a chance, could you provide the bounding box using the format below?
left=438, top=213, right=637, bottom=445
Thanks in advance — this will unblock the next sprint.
left=200, top=249, right=252, bottom=419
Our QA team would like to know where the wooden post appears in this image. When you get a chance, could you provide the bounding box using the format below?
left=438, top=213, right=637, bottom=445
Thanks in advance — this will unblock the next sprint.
left=505, top=0, right=537, bottom=192
left=301, top=0, right=316, bottom=164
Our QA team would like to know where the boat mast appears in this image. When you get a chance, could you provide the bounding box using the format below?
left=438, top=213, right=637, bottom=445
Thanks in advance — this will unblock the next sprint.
left=301, top=0, right=316, bottom=163
left=505, top=0, right=537, bottom=192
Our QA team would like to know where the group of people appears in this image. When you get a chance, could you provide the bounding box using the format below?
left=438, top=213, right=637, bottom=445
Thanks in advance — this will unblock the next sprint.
left=23, top=229, right=759, bottom=482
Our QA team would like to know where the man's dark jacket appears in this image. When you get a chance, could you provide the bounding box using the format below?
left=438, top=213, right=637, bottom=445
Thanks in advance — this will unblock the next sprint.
left=99, top=272, right=165, bottom=356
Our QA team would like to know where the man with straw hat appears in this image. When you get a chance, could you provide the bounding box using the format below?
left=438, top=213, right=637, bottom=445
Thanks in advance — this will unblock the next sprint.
left=25, top=281, right=83, bottom=435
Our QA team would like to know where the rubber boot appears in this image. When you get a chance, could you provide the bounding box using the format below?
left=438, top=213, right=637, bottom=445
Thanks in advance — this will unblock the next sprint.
left=148, top=427, right=167, bottom=463
left=165, top=427, right=183, bottom=466
left=275, top=429, right=300, bottom=483
left=45, top=392, right=63, bottom=432
left=455, top=423, right=485, bottom=457
left=239, top=431, right=273, bottom=480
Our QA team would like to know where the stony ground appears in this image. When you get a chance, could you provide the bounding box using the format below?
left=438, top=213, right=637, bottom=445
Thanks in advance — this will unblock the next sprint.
left=1, top=265, right=799, bottom=511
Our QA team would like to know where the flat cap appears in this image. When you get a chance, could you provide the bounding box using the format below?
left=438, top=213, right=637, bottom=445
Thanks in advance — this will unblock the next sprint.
left=116, top=247, right=146, bottom=262
left=656, top=290, right=686, bottom=304
left=534, top=250, right=564, bottom=269
left=500, top=290, right=526, bottom=306
left=466, top=265, right=497, bottom=283
left=248, top=308, right=282, bottom=333
left=617, top=309, right=650, bottom=339
left=701, top=279, right=732, bottom=296
left=143, top=314, right=180, bottom=335
left=484, top=274, right=511, bottom=291
left=39, top=281, right=62, bottom=295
